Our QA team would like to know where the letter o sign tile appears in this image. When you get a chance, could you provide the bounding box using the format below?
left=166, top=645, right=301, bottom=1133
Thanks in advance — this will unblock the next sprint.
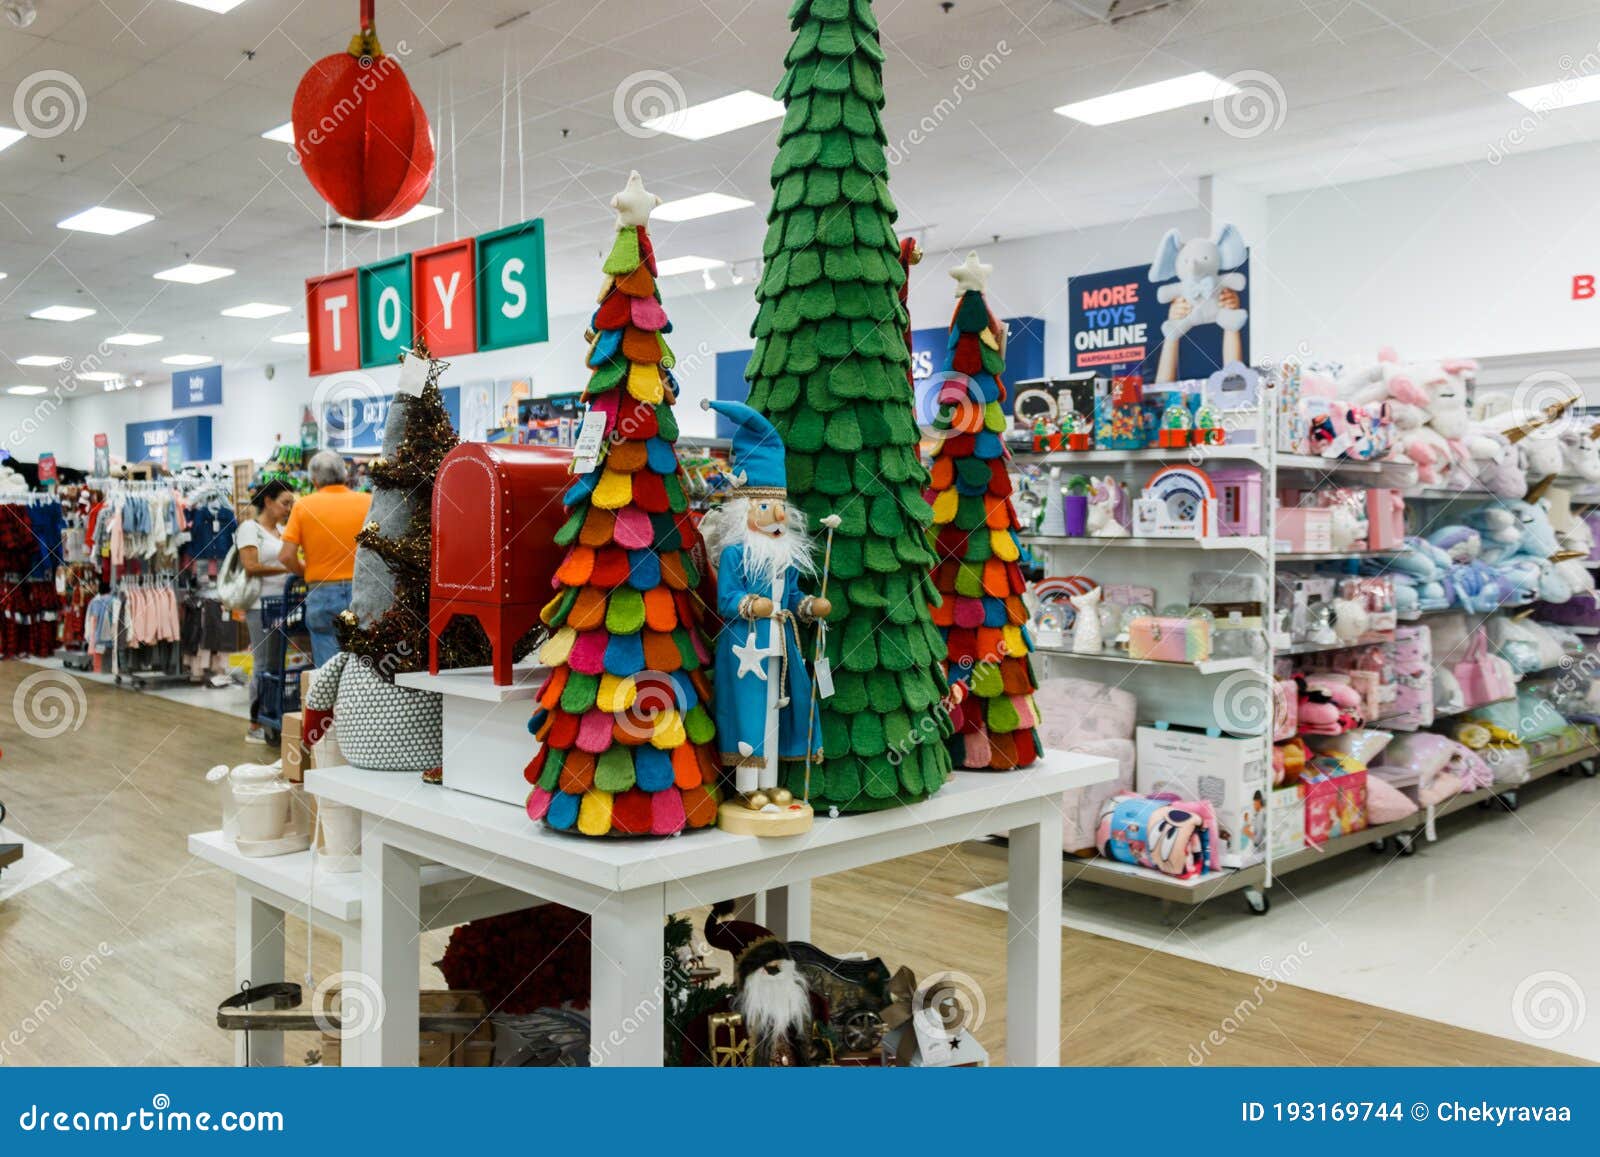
left=306, top=269, right=361, bottom=376
left=411, top=238, right=476, bottom=357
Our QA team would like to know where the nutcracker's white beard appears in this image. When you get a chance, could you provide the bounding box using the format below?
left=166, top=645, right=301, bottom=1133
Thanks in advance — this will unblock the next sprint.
left=736, top=960, right=812, bottom=1044
left=701, top=497, right=815, bottom=592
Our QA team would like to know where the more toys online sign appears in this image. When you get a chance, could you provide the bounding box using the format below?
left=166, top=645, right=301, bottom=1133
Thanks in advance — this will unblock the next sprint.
left=305, top=218, right=548, bottom=374
left=1068, top=258, right=1250, bottom=381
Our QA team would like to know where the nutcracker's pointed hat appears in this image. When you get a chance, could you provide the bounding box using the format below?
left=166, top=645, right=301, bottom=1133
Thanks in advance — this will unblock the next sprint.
left=704, top=900, right=791, bottom=983
left=700, top=399, right=787, bottom=500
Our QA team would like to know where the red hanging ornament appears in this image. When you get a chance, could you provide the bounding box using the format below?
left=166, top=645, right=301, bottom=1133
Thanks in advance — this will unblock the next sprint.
left=291, top=0, right=434, bottom=222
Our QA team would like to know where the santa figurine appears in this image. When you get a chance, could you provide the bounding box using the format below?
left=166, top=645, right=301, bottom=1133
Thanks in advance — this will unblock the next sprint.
left=699, top=399, right=828, bottom=834
left=702, top=900, right=824, bottom=1066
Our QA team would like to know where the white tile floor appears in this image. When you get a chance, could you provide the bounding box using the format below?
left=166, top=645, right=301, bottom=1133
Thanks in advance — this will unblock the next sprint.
left=959, top=770, right=1600, bottom=1061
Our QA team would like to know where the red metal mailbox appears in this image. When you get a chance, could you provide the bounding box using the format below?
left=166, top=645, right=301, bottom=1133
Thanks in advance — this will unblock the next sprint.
left=429, top=442, right=573, bottom=684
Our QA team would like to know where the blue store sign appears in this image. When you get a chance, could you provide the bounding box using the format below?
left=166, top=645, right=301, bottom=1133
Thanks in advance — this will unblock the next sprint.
left=712, top=316, right=1046, bottom=440
left=170, top=364, right=222, bottom=409
left=1067, top=258, right=1250, bottom=381
left=321, top=386, right=462, bottom=453
left=126, top=416, right=213, bottom=464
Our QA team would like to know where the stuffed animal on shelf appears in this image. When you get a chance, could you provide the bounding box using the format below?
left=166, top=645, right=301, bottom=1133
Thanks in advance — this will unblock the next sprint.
left=1070, top=585, right=1104, bottom=653
left=1148, top=224, right=1248, bottom=341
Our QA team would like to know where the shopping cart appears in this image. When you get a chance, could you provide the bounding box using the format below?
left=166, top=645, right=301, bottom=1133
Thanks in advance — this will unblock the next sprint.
left=256, top=580, right=311, bottom=744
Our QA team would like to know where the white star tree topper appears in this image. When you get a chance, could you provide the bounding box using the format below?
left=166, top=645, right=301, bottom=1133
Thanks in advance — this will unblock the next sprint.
left=611, top=170, right=660, bottom=228
left=949, top=250, right=992, bottom=295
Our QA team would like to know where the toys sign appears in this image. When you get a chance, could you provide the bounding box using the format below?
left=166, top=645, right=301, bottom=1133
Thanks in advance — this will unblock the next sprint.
left=1068, top=257, right=1250, bottom=383
left=306, top=218, right=548, bottom=375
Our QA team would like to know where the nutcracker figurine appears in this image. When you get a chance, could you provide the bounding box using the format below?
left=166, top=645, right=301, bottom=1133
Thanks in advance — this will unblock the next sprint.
left=698, top=400, right=830, bottom=835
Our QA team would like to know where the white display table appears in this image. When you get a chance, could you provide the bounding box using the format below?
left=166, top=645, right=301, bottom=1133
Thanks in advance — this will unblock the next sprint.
left=187, top=830, right=527, bottom=1066
left=306, top=749, right=1113, bottom=1067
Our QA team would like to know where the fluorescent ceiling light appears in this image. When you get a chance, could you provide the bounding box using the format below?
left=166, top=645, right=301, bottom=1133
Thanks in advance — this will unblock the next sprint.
left=338, top=204, right=442, bottom=230
left=31, top=305, right=95, bottom=322
left=0, top=127, right=25, bottom=153
left=1055, top=70, right=1237, bottom=126
left=270, top=331, right=310, bottom=345
left=154, top=262, right=235, bottom=284
left=162, top=354, right=213, bottom=366
left=17, top=356, right=65, bottom=366
left=656, top=255, right=727, bottom=277
left=261, top=121, right=296, bottom=143
left=106, top=332, right=162, bottom=346
left=76, top=371, right=121, bottom=382
left=642, top=90, right=784, bottom=140
left=57, top=206, right=155, bottom=235
left=221, top=302, right=291, bottom=319
left=1508, top=75, right=1600, bottom=111
left=170, top=0, right=252, bottom=12
left=7, top=385, right=48, bottom=396
left=654, top=192, right=755, bottom=222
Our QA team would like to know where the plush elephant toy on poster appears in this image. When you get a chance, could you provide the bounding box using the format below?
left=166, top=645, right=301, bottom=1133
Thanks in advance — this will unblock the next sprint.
left=1149, top=224, right=1249, bottom=340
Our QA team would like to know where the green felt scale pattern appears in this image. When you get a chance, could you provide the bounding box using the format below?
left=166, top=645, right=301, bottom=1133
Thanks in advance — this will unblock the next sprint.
left=748, top=0, right=952, bottom=812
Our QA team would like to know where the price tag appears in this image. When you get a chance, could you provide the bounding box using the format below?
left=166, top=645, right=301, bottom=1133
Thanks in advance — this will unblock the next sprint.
left=397, top=352, right=429, bottom=396
left=571, top=408, right=608, bottom=474
left=813, top=655, right=834, bottom=700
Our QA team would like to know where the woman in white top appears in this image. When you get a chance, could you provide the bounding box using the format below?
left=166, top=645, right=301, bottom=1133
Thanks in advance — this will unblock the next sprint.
left=237, top=480, right=295, bottom=744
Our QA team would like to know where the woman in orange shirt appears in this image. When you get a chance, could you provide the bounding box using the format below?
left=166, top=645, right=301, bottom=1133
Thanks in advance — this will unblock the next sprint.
left=278, top=450, right=372, bottom=668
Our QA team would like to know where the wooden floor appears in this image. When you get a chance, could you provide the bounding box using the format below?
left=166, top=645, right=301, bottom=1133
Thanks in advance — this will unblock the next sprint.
left=0, top=657, right=1578, bottom=1066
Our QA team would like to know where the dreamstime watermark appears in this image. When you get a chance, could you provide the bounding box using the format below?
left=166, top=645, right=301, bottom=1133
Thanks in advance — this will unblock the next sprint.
left=588, top=953, right=683, bottom=1064
left=12, top=70, right=87, bottom=139
left=11, top=670, right=88, bottom=740
left=1508, top=369, right=1581, bottom=422
left=1511, top=970, right=1587, bottom=1041
left=1212, top=70, right=1287, bottom=140
left=310, top=970, right=387, bottom=1039
left=312, top=370, right=388, bottom=451
left=1490, top=47, right=1600, bottom=163
left=613, top=70, right=689, bottom=139
left=1211, top=670, right=1272, bottom=736
left=886, top=42, right=1012, bottom=165
left=0, top=943, right=115, bottom=1065
left=1187, top=942, right=1313, bottom=1065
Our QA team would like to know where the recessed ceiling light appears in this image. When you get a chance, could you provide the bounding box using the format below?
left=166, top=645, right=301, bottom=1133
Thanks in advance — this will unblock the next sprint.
left=270, top=331, right=310, bottom=345
left=16, top=355, right=66, bottom=367
left=641, top=90, right=784, bottom=140
left=261, top=121, right=296, bottom=144
left=1508, top=75, right=1600, bottom=111
left=154, top=262, right=235, bottom=284
left=654, top=192, right=755, bottom=222
left=170, top=0, right=252, bottom=12
left=0, top=127, right=25, bottom=154
left=1054, top=71, right=1237, bottom=126
left=76, top=371, right=121, bottom=382
left=221, top=302, right=292, bottom=319
left=31, top=305, right=95, bottom=322
left=337, top=204, right=443, bottom=230
left=106, top=332, right=163, bottom=346
left=57, top=206, right=155, bottom=235
left=656, top=255, right=727, bottom=277
left=162, top=354, right=213, bottom=366
left=7, top=385, right=48, bottom=396
left=0, top=272, right=8, bottom=281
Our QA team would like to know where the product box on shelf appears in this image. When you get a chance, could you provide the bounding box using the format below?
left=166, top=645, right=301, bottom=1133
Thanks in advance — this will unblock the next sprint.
left=1300, top=770, right=1368, bottom=845
left=280, top=711, right=309, bottom=784
left=1268, top=785, right=1305, bottom=858
left=1011, top=374, right=1096, bottom=439
left=1275, top=505, right=1333, bottom=553
left=1203, top=362, right=1263, bottom=446
left=1135, top=726, right=1268, bottom=867
left=1266, top=360, right=1306, bottom=454
left=1127, top=616, right=1212, bottom=662
left=1094, top=375, right=1147, bottom=449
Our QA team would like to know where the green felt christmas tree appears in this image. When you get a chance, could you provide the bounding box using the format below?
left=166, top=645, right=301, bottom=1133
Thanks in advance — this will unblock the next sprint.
left=746, top=0, right=951, bottom=812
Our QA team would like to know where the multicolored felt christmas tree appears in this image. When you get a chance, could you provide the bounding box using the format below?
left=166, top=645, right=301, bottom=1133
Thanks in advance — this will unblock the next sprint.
left=747, top=0, right=951, bottom=812
left=926, top=253, right=1039, bottom=771
left=524, top=172, right=721, bottom=838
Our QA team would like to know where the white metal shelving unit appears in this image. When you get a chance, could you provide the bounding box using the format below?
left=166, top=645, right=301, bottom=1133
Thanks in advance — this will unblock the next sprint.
left=1011, top=421, right=1600, bottom=915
